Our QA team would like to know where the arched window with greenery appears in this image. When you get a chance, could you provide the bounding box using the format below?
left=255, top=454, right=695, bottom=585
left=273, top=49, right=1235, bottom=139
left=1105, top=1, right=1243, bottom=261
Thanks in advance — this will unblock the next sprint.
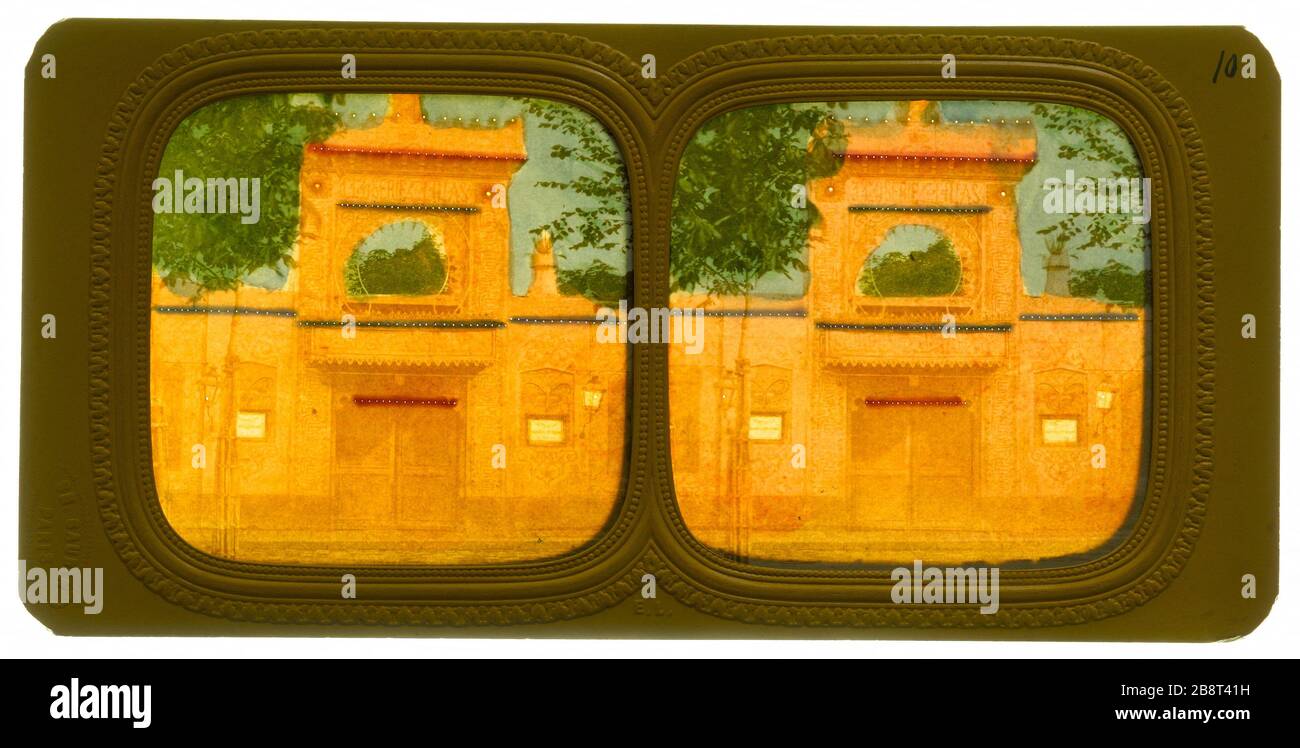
left=344, top=220, right=448, bottom=297
left=857, top=225, right=961, bottom=297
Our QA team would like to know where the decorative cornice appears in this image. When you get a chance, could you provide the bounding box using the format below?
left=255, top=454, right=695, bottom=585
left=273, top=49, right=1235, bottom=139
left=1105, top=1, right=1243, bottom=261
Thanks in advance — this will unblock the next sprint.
left=352, top=396, right=459, bottom=408
left=836, top=152, right=1035, bottom=164
left=154, top=305, right=297, bottom=317
left=849, top=205, right=992, bottom=215
left=303, top=354, right=496, bottom=370
left=297, top=319, right=505, bottom=329
left=821, top=358, right=1004, bottom=371
left=336, top=201, right=482, bottom=213
left=310, top=143, right=527, bottom=162
left=816, top=321, right=1013, bottom=332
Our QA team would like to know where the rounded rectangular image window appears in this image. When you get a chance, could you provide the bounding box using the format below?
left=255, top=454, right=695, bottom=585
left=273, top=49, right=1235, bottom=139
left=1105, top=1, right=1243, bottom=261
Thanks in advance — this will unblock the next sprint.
left=669, top=100, right=1149, bottom=567
left=149, top=93, right=631, bottom=565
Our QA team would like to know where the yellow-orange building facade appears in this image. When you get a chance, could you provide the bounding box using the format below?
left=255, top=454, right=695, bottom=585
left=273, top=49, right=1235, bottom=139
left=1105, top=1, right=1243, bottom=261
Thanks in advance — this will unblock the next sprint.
left=151, top=95, right=626, bottom=565
left=152, top=96, right=1145, bottom=569
left=669, top=103, right=1147, bottom=566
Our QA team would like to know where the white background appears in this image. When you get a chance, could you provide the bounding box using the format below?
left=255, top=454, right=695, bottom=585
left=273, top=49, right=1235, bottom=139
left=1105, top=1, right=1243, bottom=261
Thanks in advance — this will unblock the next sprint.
left=0, top=0, right=1293, bottom=659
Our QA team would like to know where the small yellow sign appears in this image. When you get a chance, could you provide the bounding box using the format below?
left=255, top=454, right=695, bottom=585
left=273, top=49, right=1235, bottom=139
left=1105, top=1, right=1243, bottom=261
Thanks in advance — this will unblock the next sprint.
left=527, top=418, right=565, bottom=445
left=748, top=414, right=784, bottom=441
left=1041, top=418, right=1078, bottom=445
left=236, top=411, right=267, bottom=439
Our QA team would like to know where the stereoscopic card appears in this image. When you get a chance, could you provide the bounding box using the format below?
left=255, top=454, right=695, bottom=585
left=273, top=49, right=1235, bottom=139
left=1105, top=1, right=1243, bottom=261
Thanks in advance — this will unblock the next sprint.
left=19, top=21, right=1278, bottom=639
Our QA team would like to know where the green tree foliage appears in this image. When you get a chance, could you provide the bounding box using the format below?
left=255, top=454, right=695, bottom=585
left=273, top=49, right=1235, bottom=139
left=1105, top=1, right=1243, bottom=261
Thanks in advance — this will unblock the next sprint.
left=152, top=95, right=341, bottom=298
left=859, top=237, right=962, bottom=297
left=670, top=104, right=846, bottom=297
left=344, top=233, right=447, bottom=297
left=522, top=98, right=629, bottom=254
left=1067, top=260, right=1148, bottom=307
left=1032, top=103, right=1145, bottom=303
left=556, top=260, right=629, bottom=307
left=521, top=98, right=631, bottom=303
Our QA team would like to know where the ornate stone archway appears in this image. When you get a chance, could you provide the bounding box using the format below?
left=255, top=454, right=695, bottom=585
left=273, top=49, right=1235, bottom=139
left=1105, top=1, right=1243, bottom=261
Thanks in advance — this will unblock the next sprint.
left=854, top=221, right=974, bottom=301
left=808, top=100, right=1035, bottom=321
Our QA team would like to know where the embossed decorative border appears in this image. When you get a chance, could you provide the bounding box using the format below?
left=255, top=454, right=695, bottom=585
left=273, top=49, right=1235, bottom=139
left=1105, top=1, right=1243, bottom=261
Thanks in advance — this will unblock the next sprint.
left=645, top=34, right=1212, bottom=628
left=91, top=29, right=659, bottom=626
left=87, top=27, right=1212, bottom=631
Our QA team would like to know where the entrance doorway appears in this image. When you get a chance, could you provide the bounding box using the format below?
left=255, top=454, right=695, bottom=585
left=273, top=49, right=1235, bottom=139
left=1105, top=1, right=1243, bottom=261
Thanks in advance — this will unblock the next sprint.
left=331, top=374, right=465, bottom=528
left=849, top=375, right=978, bottom=530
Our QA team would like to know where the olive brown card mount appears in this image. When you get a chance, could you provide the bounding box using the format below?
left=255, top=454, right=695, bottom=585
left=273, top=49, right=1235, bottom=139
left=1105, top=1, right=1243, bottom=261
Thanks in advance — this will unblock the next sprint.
left=20, top=21, right=1278, bottom=639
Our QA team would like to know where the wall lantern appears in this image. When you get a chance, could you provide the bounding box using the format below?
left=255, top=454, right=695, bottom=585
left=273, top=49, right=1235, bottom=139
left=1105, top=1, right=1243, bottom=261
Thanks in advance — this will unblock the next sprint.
left=1096, top=389, right=1115, bottom=410
left=582, top=377, right=605, bottom=411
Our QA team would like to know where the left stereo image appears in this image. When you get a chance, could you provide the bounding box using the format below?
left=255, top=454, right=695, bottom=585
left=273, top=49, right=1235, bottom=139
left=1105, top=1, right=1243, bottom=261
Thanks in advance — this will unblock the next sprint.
left=148, top=92, right=631, bottom=566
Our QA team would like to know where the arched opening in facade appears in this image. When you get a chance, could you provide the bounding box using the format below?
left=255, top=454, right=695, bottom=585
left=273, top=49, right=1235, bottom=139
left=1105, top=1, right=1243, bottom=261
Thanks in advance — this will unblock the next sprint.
left=344, top=219, right=448, bottom=298
left=857, top=224, right=961, bottom=298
